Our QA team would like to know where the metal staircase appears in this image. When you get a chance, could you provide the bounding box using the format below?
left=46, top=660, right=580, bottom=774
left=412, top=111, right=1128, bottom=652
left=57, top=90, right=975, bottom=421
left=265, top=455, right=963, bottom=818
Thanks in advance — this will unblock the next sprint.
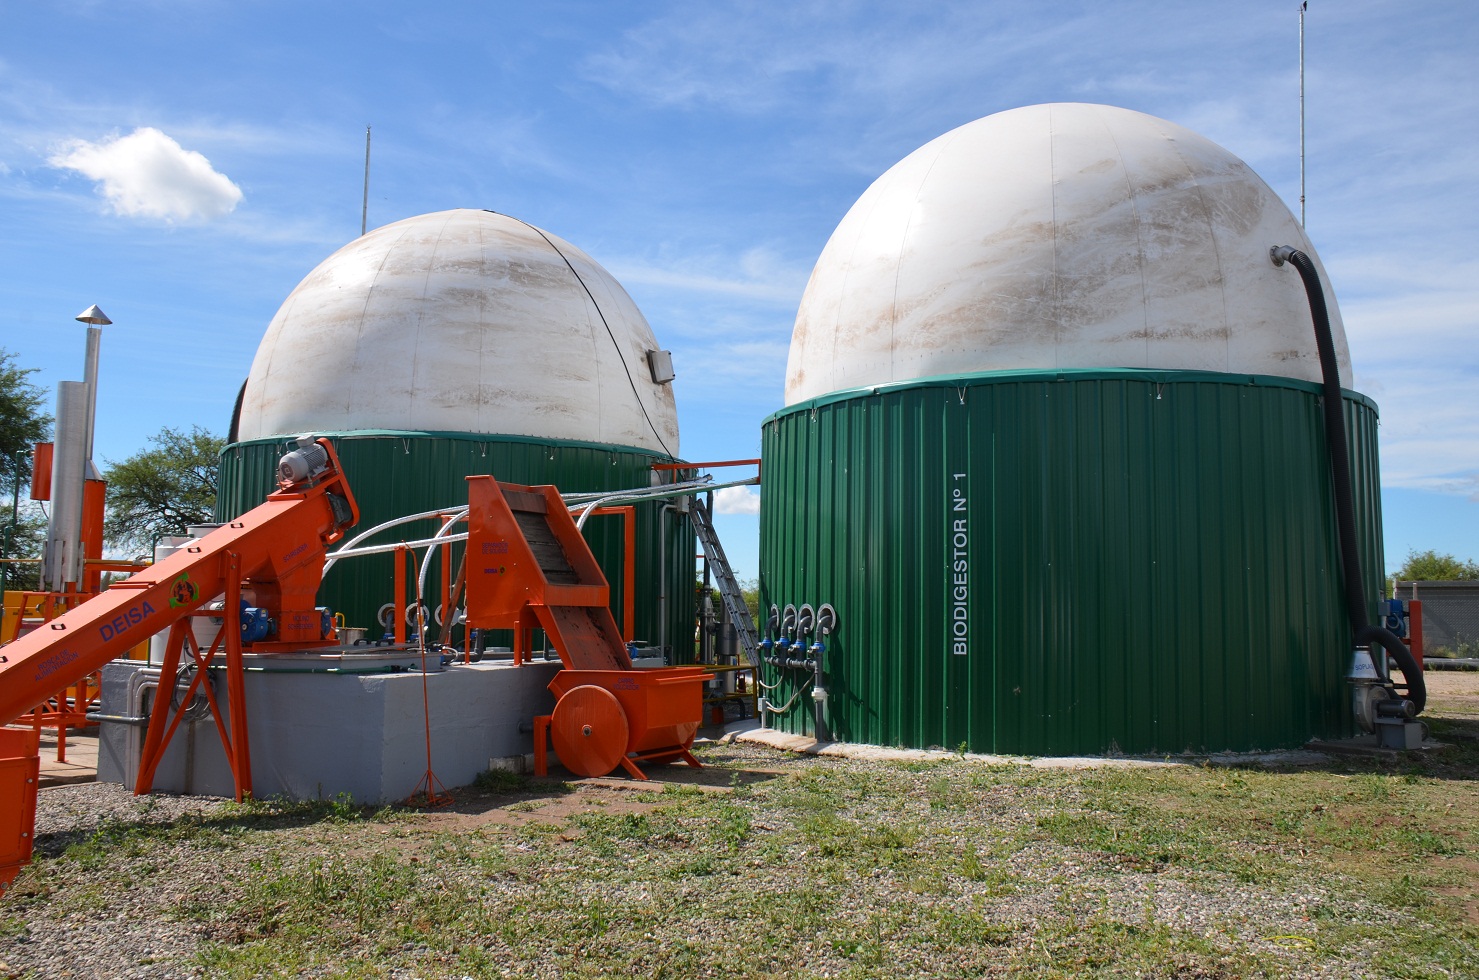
left=690, top=498, right=759, bottom=666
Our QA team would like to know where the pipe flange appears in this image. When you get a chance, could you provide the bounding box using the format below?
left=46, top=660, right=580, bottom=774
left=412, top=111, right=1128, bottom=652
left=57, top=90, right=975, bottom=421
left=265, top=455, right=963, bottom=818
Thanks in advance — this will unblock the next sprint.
left=816, top=603, right=838, bottom=636
left=797, top=603, right=816, bottom=637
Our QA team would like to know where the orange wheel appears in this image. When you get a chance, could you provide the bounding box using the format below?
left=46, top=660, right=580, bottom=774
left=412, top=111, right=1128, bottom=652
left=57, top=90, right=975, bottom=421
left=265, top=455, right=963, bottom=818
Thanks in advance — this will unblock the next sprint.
left=550, top=685, right=630, bottom=777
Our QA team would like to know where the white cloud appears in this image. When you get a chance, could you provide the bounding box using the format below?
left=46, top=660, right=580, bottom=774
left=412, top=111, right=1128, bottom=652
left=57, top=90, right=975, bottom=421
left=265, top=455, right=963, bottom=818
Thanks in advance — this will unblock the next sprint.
left=48, top=127, right=242, bottom=222
left=610, top=245, right=810, bottom=306
left=713, top=485, right=761, bottom=516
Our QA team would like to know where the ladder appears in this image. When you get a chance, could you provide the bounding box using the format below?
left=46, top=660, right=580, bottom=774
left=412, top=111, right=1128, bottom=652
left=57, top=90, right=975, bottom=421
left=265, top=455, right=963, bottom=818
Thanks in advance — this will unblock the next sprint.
left=690, top=498, right=759, bottom=667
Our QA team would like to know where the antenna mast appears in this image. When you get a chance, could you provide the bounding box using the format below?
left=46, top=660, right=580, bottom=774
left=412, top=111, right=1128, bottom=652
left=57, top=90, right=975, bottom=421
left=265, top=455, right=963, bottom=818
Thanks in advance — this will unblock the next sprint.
left=1299, top=2, right=1307, bottom=227
left=361, top=125, right=371, bottom=237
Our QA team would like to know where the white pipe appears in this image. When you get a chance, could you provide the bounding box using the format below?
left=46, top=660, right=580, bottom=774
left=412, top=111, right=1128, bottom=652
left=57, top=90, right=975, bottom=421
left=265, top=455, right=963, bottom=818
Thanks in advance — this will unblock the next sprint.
left=416, top=510, right=470, bottom=611
left=324, top=505, right=466, bottom=573
left=328, top=532, right=468, bottom=562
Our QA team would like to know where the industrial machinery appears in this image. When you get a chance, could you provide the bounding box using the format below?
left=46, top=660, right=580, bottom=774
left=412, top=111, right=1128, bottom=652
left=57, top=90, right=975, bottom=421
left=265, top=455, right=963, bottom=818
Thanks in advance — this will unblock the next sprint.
left=0, top=440, right=714, bottom=895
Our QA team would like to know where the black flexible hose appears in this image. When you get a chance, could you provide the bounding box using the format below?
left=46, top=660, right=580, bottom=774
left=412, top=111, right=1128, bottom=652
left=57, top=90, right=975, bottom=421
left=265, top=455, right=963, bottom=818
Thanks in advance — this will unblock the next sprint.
left=1272, top=246, right=1426, bottom=715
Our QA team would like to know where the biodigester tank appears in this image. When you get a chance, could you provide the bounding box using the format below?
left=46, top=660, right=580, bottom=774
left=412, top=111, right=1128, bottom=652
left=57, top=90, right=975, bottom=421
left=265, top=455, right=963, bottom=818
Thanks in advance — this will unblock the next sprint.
left=759, top=104, right=1385, bottom=755
left=218, top=209, right=694, bottom=657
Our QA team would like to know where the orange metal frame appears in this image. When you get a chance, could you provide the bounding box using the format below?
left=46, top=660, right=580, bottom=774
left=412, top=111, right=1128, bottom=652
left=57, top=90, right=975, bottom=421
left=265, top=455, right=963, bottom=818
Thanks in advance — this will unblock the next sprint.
left=650, top=458, right=760, bottom=472
left=586, top=505, right=636, bottom=643
left=5, top=454, right=150, bottom=762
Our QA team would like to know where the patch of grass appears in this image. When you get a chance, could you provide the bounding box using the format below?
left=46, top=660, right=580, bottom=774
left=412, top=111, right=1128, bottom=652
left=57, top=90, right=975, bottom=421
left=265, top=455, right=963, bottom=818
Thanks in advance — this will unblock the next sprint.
left=472, top=766, right=529, bottom=793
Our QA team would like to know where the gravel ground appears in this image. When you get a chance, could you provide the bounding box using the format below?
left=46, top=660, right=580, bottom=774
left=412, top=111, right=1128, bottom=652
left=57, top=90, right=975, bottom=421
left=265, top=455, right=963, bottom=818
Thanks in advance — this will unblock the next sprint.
left=5, top=785, right=231, bottom=980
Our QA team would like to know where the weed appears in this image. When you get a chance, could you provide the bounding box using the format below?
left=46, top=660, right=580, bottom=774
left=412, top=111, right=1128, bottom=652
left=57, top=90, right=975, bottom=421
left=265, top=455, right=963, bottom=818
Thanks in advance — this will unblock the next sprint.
left=1376, top=873, right=1432, bottom=909
left=961, top=841, right=984, bottom=880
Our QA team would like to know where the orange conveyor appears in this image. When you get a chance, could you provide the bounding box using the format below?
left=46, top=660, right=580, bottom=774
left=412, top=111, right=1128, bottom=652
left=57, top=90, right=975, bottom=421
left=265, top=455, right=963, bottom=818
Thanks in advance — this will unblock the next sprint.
left=463, top=476, right=712, bottom=780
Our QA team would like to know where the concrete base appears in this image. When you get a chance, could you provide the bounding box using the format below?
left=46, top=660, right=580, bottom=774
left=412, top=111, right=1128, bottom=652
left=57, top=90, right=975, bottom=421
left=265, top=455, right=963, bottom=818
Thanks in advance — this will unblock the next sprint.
left=725, top=722, right=1336, bottom=769
left=97, top=658, right=560, bottom=803
left=1306, top=733, right=1450, bottom=757
left=37, top=729, right=99, bottom=787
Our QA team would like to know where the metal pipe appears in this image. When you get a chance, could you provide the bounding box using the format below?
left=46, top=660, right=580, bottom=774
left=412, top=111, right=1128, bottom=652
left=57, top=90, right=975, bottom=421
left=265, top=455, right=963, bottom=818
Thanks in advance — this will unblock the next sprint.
left=82, top=325, right=101, bottom=474
left=415, top=511, right=469, bottom=614
left=571, top=477, right=740, bottom=531
left=328, top=531, right=469, bottom=563
left=559, top=478, right=712, bottom=505
left=324, top=505, right=468, bottom=573
left=43, top=382, right=89, bottom=589
left=86, top=711, right=148, bottom=725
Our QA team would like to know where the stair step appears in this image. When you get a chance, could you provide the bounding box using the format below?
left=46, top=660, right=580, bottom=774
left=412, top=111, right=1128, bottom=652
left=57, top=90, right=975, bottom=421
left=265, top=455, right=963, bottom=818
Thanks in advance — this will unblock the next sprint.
left=513, top=511, right=580, bottom=584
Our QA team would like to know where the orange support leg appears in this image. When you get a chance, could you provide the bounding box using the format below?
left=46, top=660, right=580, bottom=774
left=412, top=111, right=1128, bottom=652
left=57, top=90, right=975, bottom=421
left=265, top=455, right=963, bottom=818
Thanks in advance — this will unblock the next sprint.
left=223, top=553, right=252, bottom=800
left=0, top=726, right=40, bottom=896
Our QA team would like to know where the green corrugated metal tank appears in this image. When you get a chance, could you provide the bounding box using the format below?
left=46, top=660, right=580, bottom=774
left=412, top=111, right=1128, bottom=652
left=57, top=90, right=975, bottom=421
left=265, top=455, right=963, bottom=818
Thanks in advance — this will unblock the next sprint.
left=219, top=210, right=694, bottom=656
left=759, top=105, right=1386, bottom=754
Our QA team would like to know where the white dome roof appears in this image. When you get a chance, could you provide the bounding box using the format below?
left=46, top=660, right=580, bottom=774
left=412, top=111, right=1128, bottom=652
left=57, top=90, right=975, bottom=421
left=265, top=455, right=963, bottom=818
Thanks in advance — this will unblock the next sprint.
left=237, top=209, right=679, bottom=455
left=786, top=103, right=1349, bottom=404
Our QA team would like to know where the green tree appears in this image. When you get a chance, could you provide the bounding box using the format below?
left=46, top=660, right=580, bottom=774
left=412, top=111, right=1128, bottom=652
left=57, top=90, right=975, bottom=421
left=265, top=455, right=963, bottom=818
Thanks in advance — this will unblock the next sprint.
left=0, top=348, right=52, bottom=493
left=2, top=507, right=46, bottom=590
left=738, top=576, right=761, bottom=623
left=1, top=348, right=52, bottom=589
left=102, top=426, right=226, bottom=552
left=1393, top=549, right=1479, bottom=583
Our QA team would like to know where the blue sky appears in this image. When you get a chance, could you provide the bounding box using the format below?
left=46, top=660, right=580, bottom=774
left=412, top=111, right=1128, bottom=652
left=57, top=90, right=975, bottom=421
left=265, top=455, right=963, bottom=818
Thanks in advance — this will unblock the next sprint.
left=2, top=0, right=1476, bottom=582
